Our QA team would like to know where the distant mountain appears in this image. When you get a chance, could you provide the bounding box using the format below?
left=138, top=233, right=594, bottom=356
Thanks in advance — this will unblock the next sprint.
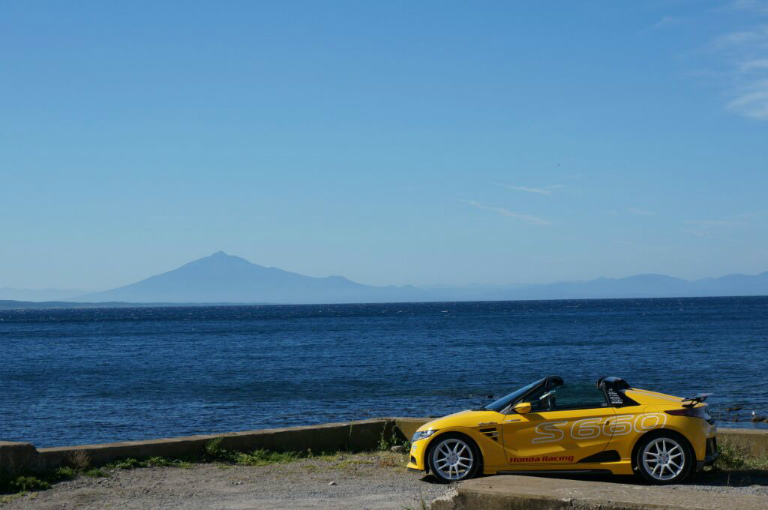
left=76, top=252, right=424, bottom=304
left=0, top=300, right=170, bottom=310
left=0, top=287, right=84, bottom=302
left=474, top=272, right=768, bottom=301
left=15, top=252, right=765, bottom=306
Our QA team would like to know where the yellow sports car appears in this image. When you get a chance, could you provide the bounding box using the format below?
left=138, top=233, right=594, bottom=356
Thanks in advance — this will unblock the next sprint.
left=407, top=376, right=717, bottom=484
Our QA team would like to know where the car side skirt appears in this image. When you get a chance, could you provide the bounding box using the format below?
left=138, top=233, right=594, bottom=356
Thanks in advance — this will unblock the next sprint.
left=496, top=469, right=613, bottom=476
left=484, top=460, right=634, bottom=476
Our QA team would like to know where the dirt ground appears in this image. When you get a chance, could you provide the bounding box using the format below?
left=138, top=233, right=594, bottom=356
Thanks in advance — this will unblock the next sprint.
left=0, top=452, right=452, bottom=510
left=2, top=452, right=766, bottom=510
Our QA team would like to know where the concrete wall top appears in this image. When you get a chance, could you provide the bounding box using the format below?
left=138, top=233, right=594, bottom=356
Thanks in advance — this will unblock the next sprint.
left=7, top=419, right=392, bottom=474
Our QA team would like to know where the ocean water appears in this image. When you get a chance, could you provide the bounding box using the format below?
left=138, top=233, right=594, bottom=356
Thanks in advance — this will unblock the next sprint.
left=1, top=297, right=766, bottom=447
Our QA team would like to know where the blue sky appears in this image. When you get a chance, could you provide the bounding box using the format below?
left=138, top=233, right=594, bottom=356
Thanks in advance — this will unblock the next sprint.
left=2, top=0, right=767, bottom=290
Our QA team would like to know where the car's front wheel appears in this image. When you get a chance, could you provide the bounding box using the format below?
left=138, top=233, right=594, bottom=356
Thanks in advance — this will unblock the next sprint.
left=428, top=433, right=481, bottom=483
left=635, top=433, right=693, bottom=484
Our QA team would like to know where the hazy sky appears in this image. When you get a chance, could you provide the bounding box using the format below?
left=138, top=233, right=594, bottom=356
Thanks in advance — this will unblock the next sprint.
left=2, top=1, right=767, bottom=290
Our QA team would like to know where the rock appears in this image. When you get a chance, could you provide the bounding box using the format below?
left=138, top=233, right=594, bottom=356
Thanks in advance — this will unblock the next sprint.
left=328, top=481, right=337, bottom=486
left=390, top=445, right=406, bottom=453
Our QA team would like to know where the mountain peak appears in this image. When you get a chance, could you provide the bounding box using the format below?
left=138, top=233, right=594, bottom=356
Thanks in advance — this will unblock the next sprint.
left=193, top=251, right=252, bottom=267
left=76, top=252, right=412, bottom=304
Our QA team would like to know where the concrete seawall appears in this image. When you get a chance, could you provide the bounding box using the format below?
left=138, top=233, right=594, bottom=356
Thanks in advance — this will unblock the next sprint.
left=1, top=418, right=766, bottom=475
left=1, top=418, right=414, bottom=474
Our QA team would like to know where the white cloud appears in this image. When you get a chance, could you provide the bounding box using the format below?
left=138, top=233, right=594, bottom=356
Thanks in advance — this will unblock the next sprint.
left=617, top=240, right=666, bottom=252
left=684, top=219, right=741, bottom=228
left=681, top=227, right=710, bottom=238
left=713, top=29, right=765, bottom=49
left=499, top=184, right=563, bottom=195
left=727, top=0, right=768, bottom=14
left=628, top=207, right=655, bottom=216
left=652, top=15, right=678, bottom=29
left=500, top=185, right=552, bottom=195
left=738, top=59, right=768, bottom=71
left=683, top=213, right=756, bottom=228
left=463, top=200, right=552, bottom=226
left=708, top=22, right=768, bottom=119
left=727, top=80, right=768, bottom=118
left=685, top=220, right=733, bottom=228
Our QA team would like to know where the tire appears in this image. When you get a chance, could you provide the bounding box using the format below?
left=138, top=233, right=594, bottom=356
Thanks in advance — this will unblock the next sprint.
left=635, top=432, right=693, bottom=484
left=427, top=433, right=481, bottom=483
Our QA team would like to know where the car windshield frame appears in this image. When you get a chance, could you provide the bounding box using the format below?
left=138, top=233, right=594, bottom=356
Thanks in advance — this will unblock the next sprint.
left=483, top=377, right=547, bottom=412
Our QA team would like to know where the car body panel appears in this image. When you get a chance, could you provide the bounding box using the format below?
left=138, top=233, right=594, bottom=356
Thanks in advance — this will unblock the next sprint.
left=501, top=407, right=617, bottom=466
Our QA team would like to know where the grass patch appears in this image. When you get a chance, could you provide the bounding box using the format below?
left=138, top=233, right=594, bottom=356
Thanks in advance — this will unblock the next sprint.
left=230, top=449, right=307, bottom=466
left=5, top=476, right=50, bottom=493
left=203, top=438, right=319, bottom=466
left=0, top=492, right=31, bottom=505
left=83, top=468, right=108, bottom=478
left=1, top=438, right=406, bottom=498
left=0, top=453, right=191, bottom=496
left=714, top=440, right=768, bottom=471
left=378, top=427, right=411, bottom=452
left=102, top=455, right=193, bottom=471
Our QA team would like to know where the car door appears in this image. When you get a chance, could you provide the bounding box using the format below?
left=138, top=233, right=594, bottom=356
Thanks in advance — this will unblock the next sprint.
left=500, top=381, right=616, bottom=467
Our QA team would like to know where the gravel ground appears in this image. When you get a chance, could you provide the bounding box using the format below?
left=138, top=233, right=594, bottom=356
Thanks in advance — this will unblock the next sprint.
left=0, top=452, right=452, bottom=510
left=663, top=468, right=768, bottom=496
left=525, top=468, right=768, bottom=496
left=1, top=454, right=765, bottom=509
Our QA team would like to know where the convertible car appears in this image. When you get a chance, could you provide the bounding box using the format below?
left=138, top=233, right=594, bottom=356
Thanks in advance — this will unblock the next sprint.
left=407, top=376, right=717, bottom=484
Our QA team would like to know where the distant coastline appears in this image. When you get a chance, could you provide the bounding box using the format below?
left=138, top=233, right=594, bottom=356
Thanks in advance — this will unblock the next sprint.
left=2, top=294, right=768, bottom=311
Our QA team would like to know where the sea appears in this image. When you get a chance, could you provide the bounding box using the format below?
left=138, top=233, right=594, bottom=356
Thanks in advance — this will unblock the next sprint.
left=1, top=296, right=766, bottom=448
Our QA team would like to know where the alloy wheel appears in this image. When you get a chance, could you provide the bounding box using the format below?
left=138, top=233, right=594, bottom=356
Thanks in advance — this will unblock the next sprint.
left=431, top=437, right=474, bottom=481
left=641, top=437, right=686, bottom=482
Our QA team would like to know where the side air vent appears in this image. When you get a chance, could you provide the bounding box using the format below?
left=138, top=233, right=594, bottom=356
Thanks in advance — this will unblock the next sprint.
left=479, top=427, right=499, bottom=441
left=578, top=450, right=620, bottom=463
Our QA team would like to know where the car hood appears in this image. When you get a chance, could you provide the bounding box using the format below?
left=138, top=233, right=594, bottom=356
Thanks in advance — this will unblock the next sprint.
left=415, top=409, right=504, bottom=433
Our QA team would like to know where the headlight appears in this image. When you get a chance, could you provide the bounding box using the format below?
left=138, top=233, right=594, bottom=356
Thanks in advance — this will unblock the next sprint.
left=412, top=429, right=438, bottom=442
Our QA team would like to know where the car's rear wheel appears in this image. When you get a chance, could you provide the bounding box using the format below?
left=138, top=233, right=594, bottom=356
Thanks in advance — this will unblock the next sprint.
left=635, top=433, right=693, bottom=484
left=428, top=433, right=481, bottom=483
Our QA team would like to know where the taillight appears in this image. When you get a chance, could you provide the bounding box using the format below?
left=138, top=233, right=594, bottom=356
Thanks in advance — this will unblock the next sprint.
left=666, top=406, right=711, bottom=420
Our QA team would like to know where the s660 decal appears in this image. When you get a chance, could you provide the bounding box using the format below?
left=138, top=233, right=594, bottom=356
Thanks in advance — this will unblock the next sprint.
left=532, top=413, right=667, bottom=443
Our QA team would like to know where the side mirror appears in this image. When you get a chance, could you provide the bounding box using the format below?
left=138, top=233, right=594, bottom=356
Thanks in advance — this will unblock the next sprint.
left=512, top=402, right=532, bottom=414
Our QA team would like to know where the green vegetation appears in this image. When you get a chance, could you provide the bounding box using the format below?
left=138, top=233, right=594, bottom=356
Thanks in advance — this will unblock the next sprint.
left=83, top=468, right=108, bottom=478
left=0, top=438, right=387, bottom=498
left=103, top=456, right=193, bottom=470
left=203, top=438, right=331, bottom=466
left=0, top=491, right=36, bottom=505
left=0, top=453, right=191, bottom=497
left=4, top=476, right=50, bottom=493
left=714, top=440, right=768, bottom=471
left=377, top=427, right=410, bottom=452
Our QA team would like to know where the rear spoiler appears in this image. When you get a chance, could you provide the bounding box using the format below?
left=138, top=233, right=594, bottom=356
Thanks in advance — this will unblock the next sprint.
left=682, top=393, right=712, bottom=407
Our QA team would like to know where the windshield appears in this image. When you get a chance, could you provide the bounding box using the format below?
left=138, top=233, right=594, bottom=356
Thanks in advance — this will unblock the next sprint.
left=483, top=378, right=545, bottom=412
